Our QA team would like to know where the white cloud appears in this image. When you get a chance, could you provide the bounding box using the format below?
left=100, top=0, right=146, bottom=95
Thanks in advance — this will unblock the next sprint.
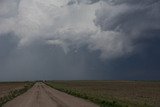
left=88, top=30, right=133, bottom=59
left=13, top=0, right=100, bottom=46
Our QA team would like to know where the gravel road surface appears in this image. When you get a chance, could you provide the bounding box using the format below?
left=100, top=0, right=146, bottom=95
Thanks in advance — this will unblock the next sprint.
left=3, top=82, right=99, bottom=107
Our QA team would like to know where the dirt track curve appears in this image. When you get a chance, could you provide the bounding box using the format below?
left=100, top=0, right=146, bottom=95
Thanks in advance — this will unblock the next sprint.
left=3, top=82, right=99, bottom=107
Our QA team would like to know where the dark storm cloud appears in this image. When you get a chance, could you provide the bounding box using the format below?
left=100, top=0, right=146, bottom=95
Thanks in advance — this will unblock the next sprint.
left=92, top=0, right=160, bottom=57
left=0, top=34, right=18, bottom=60
left=0, top=34, right=19, bottom=81
left=0, top=0, right=160, bottom=81
left=95, top=0, right=160, bottom=33
left=0, top=38, right=105, bottom=81
left=108, top=36, right=160, bottom=80
left=91, top=0, right=160, bottom=79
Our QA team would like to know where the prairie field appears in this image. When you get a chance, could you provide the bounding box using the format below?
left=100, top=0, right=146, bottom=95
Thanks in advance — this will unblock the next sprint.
left=0, top=82, right=25, bottom=98
left=47, top=81, right=160, bottom=107
left=0, top=82, right=34, bottom=107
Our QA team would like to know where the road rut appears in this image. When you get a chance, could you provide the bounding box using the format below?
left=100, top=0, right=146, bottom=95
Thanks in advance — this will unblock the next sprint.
left=3, top=82, right=99, bottom=107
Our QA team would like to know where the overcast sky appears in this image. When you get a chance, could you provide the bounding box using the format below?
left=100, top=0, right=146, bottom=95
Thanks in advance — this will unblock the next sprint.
left=0, top=0, right=160, bottom=81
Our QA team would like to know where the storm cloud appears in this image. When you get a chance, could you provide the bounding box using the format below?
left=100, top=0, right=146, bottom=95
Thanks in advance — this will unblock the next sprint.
left=0, top=0, right=160, bottom=81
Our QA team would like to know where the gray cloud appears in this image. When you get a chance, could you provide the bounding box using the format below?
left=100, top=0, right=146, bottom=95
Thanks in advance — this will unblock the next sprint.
left=0, top=0, right=160, bottom=59
left=93, top=0, right=160, bottom=58
left=0, top=36, right=103, bottom=81
left=0, top=0, right=160, bottom=80
left=96, top=0, right=160, bottom=33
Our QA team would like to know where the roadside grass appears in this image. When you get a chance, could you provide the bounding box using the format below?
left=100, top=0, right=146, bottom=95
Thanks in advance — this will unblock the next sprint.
left=0, top=82, right=34, bottom=107
left=46, top=82, right=125, bottom=107
left=46, top=82, right=126, bottom=107
left=46, top=81, right=160, bottom=107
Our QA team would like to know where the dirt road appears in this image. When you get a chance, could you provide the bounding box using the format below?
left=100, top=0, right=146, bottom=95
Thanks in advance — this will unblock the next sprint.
left=3, top=82, right=99, bottom=107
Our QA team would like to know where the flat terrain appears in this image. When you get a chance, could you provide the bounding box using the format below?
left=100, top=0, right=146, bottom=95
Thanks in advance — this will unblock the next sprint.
left=0, top=82, right=25, bottom=98
left=3, top=82, right=98, bottom=107
left=47, top=81, right=160, bottom=107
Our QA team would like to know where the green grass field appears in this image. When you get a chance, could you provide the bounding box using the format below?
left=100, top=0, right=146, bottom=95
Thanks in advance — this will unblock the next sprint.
left=46, top=80, right=160, bottom=107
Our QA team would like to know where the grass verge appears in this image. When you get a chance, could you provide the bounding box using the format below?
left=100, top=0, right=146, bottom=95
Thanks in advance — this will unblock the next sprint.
left=0, top=82, right=34, bottom=107
left=45, top=82, right=125, bottom=107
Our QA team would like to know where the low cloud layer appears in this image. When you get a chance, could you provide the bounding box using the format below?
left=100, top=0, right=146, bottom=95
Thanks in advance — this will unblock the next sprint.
left=0, top=0, right=160, bottom=80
